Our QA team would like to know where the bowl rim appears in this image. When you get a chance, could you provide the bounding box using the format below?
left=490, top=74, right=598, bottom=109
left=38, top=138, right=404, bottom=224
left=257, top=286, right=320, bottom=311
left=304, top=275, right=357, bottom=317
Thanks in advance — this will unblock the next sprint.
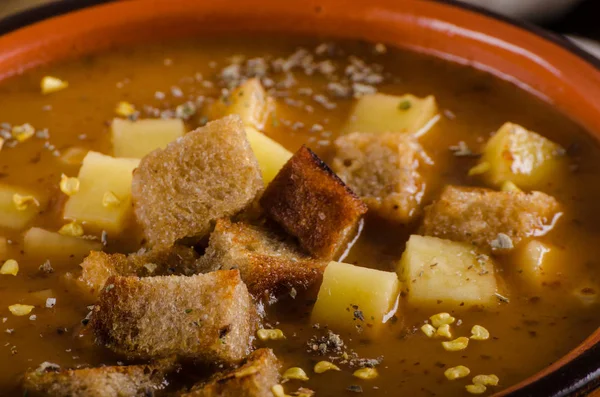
left=0, top=1, right=598, bottom=396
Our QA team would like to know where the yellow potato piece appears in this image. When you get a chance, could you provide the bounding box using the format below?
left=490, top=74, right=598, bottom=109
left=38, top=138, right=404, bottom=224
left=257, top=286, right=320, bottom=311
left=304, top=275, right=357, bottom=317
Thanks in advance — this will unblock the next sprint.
left=23, top=227, right=101, bottom=268
left=512, top=240, right=565, bottom=290
left=312, top=261, right=400, bottom=336
left=111, top=118, right=185, bottom=158
left=211, top=78, right=273, bottom=130
left=245, top=127, right=292, bottom=185
left=63, top=151, right=139, bottom=234
left=0, top=184, right=46, bottom=230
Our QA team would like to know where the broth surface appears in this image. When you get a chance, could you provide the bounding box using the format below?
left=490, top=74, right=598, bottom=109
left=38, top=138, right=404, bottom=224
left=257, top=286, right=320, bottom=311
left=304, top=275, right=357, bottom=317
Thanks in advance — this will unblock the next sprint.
left=0, top=37, right=598, bottom=396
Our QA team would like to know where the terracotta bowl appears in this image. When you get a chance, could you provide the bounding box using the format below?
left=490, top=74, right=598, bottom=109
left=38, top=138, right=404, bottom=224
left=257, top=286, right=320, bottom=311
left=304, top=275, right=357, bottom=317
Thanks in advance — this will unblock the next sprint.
left=0, top=0, right=598, bottom=395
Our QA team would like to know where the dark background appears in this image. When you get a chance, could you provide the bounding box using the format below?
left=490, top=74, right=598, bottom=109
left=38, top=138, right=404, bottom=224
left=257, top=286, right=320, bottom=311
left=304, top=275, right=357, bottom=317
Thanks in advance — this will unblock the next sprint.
left=548, top=0, right=600, bottom=39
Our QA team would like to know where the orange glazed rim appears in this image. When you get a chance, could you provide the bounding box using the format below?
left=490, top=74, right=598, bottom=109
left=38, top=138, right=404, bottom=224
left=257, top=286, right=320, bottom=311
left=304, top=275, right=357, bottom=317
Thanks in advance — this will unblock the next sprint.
left=0, top=0, right=598, bottom=395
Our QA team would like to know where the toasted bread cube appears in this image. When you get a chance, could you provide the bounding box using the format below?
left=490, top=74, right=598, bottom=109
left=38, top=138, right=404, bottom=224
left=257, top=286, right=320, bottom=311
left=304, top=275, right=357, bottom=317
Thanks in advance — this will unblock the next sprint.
left=92, top=270, right=257, bottom=362
left=63, top=152, right=139, bottom=235
left=246, top=127, right=293, bottom=185
left=332, top=132, right=426, bottom=223
left=420, top=186, right=560, bottom=250
left=211, top=78, right=273, bottom=130
left=0, top=184, right=46, bottom=230
left=260, top=146, right=367, bottom=259
left=311, top=261, right=400, bottom=335
left=132, top=115, right=263, bottom=247
left=512, top=240, right=566, bottom=290
left=182, top=349, right=280, bottom=397
left=23, top=227, right=102, bottom=268
left=342, top=93, right=438, bottom=135
left=479, top=123, right=566, bottom=190
left=23, top=360, right=175, bottom=397
left=201, top=219, right=327, bottom=297
left=111, top=118, right=185, bottom=159
left=78, top=245, right=203, bottom=296
left=398, top=235, right=498, bottom=308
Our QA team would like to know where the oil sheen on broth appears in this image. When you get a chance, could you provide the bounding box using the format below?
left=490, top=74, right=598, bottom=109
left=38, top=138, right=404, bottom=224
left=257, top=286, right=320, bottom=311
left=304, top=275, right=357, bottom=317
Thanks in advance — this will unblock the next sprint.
left=0, top=37, right=598, bottom=396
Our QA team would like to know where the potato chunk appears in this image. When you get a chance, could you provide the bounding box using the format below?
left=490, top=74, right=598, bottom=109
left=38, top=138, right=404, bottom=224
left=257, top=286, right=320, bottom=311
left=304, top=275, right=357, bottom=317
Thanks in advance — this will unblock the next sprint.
left=479, top=122, right=566, bottom=190
left=24, top=227, right=102, bottom=267
left=111, top=118, right=185, bottom=158
left=512, top=240, right=565, bottom=290
left=245, top=127, right=292, bottom=185
left=63, top=151, right=140, bottom=234
left=342, top=93, right=438, bottom=135
left=398, top=235, right=498, bottom=308
left=311, top=261, right=399, bottom=335
left=0, top=184, right=46, bottom=230
left=211, top=78, right=273, bottom=130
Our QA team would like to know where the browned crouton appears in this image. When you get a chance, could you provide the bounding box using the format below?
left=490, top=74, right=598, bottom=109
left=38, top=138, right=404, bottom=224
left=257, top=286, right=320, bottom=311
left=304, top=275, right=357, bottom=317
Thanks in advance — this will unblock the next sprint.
left=132, top=115, right=263, bottom=247
left=91, top=270, right=257, bottom=363
left=180, top=348, right=279, bottom=397
left=420, top=186, right=561, bottom=250
left=22, top=359, right=175, bottom=397
left=260, top=146, right=367, bottom=259
left=332, top=132, right=426, bottom=223
left=200, top=219, right=327, bottom=297
left=78, top=245, right=205, bottom=296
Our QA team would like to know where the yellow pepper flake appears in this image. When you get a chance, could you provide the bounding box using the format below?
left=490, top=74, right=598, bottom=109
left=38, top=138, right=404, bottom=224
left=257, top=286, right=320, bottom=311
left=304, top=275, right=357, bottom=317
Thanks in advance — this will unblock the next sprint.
left=102, top=191, right=121, bottom=208
left=501, top=180, right=521, bottom=193
left=470, top=325, right=490, bottom=341
left=234, top=365, right=259, bottom=378
left=468, top=162, right=491, bottom=176
left=314, top=361, right=340, bottom=374
left=13, top=193, right=39, bottom=211
left=444, top=365, right=471, bottom=380
left=115, top=101, right=136, bottom=117
left=473, top=374, right=499, bottom=386
left=58, top=222, right=84, bottom=237
left=282, top=367, right=309, bottom=381
left=0, top=259, right=18, bottom=276
left=430, top=312, right=455, bottom=328
left=60, top=174, right=80, bottom=196
left=256, top=328, right=285, bottom=341
left=353, top=367, right=378, bottom=380
left=11, top=123, right=35, bottom=142
left=442, top=336, right=470, bottom=352
left=8, top=304, right=34, bottom=316
left=435, top=323, right=452, bottom=339
left=421, top=323, right=436, bottom=338
left=466, top=384, right=487, bottom=394
left=271, top=384, right=287, bottom=397
left=41, top=76, right=69, bottom=94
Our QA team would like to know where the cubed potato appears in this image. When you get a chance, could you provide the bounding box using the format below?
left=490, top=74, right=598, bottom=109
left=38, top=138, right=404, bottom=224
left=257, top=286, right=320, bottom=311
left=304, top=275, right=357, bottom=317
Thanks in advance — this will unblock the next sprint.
left=397, top=235, right=498, bottom=308
left=111, top=118, right=185, bottom=158
left=59, top=146, right=88, bottom=166
left=23, top=227, right=102, bottom=267
left=245, top=127, right=292, bottom=185
left=512, top=240, right=565, bottom=290
left=211, top=78, right=273, bottom=130
left=0, top=184, right=46, bottom=230
left=63, top=151, right=140, bottom=234
left=341, top=93, right=438, bottom=135
left=28, top=289, right=56, bottom=307
left=311, top=261, right=400, bottom=335
left=479, top=122, right=566, bottom=190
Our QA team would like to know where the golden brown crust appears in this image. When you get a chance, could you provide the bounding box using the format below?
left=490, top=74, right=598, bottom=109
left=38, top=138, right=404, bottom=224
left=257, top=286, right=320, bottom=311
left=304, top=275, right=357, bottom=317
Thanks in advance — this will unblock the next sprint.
left=259, top=146, right=367, bottom=259
left=332, top=132, right=426, bottom=223
left=180, top=349, right=280, bottom=397
left=132, top=115, right=263, bottom=248
left=91, top=270, right=257, bottom=363
left=200, top=219, right=328, bottom=297
left=420, top=186, right=561, bottom=250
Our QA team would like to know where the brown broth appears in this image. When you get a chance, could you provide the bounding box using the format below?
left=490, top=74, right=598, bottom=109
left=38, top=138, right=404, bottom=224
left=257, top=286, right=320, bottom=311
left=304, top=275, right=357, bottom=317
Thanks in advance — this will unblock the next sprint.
left=0, top=36, right=598, bottom=396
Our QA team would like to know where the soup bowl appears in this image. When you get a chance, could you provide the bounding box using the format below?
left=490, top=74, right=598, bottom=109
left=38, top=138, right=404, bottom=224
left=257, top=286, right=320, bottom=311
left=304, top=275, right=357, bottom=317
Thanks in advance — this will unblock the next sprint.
left=0, top=0, right=598, bottom=395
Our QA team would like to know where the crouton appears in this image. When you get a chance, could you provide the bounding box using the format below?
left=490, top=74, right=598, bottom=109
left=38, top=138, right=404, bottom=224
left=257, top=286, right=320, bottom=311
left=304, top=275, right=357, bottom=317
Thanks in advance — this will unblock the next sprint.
left=22, top=359, right=175, bottom=397
left=200, top=219, right=327, bottom=297
left=78, top=245, right=204, bottom=296
left=332, top=132, right=426, bottom=223
left=132, top=115, right=263, bottom=247
left=420, top=186, right=561, bottom=250
left=260, top=146, right=367, bottom=259
left=92, top=270, right=257, bottom=363
left=181, top=348, right=280, bottom=397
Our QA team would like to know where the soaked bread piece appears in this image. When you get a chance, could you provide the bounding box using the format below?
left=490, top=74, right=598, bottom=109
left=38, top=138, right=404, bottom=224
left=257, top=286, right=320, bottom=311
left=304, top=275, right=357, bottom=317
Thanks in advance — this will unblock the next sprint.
left=22, top=359, right=176, bottom=397
left=260, top=145, right=367, bottom=260
left=91, top=270, right=257, bottom=363
left=180, top=348, right=280, bottom=397
left=132, top=115, right=263, bottom=248
left=200, top=219, right=328, bottom=297
left=420, top=186, right=561, bottom=250
left=332, top=132, right=426, bottom=223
